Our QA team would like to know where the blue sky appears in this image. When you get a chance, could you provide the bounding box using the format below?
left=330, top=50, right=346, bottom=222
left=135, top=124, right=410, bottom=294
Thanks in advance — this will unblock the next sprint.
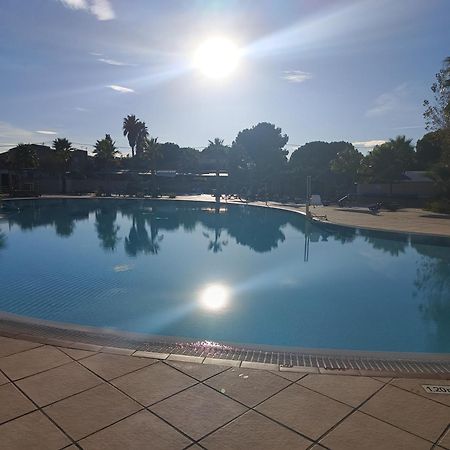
left=0, top=0, right=449, bottom=155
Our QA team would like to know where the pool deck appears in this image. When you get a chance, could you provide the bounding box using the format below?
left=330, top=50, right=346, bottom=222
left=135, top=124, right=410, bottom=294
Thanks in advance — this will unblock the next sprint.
left=1, top=195, right=449, bottom=448
left=1, top=335, right=449, bottom=450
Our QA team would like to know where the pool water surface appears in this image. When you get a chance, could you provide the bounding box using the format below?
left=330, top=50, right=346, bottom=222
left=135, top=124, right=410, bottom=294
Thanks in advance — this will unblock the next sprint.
left=0, top=198, right=449, bottom=353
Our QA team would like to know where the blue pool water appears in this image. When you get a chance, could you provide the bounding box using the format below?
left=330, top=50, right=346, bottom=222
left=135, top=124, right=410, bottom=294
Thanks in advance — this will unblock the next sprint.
left=0, top=198, right=449, bottom=353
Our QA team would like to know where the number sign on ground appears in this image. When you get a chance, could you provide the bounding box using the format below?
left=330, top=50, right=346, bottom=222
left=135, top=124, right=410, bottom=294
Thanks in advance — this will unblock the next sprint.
left=422, top=385, right=450, bottom=394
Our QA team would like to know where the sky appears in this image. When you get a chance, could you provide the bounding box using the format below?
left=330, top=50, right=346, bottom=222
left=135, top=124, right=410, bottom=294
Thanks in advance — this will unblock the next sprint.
left=0, top=0, right=449, bottom=155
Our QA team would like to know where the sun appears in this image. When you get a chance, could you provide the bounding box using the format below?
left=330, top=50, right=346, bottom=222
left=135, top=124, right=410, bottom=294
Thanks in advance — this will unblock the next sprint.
left=194, top=37, right=240, bottom=79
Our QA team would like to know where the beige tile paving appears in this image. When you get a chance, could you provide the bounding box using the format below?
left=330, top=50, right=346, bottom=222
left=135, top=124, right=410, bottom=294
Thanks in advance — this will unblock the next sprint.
left=256, top=383, right=352, bottom=440
left=0, top=410, right=71, bottom=450
left=273, top=370, right=308, bottom=382
left=298, top=374, right=383, bottom=407
left=166, top=360, right=228, bottom=381
left=0, top=345, right=71, bottom=380
left=360, top=384, right=450, bottom=442
left=16, top=361, right=103, bottom=406
left=79, top=352, right=155, bottom=380
left=78, top=409, right=192, bottom=449
left=58, top=347, right=97, bottom=360
left=111, top=362, right=196, bottom=406
left=43, top=383, right=141, bottom=440
left=0, top=383, right=36, bottom=424
left=0, top=336, right=41, bottom=358
left=0, top=370, right=9, bottom=385
left=200, top=410, right=313, bottom=449
left=151, top=384, right=247, bottom=440
left=439, top=428, right=450, bottom=449
left=205, top=367, right=291, bottom=407
left=390, top=377, right=450, bottom=407
left=320, top=411, right=432, bottom=450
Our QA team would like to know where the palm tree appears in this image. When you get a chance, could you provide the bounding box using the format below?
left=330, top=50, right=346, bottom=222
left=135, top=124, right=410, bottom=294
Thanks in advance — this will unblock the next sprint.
left=8, top=144, right=38, bottom=170
left=93, top=134, right=119, bottom=169
left=135, top=121, right=149, bottom=158
left=52, top=138, right=72, bottom=192
left=204, top=138, right=228, bottom=176
left=123, top=114, right=140, bottom=157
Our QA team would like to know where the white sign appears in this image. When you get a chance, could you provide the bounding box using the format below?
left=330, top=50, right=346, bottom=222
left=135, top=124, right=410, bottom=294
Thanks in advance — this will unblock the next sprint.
left=422, top=385, right=450, bottom=394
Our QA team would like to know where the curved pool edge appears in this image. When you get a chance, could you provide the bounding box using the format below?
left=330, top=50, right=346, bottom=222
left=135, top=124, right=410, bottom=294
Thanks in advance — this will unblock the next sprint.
left=3, top=194, right=450, bottom=239
left=1, top=312, right=449, bottom=379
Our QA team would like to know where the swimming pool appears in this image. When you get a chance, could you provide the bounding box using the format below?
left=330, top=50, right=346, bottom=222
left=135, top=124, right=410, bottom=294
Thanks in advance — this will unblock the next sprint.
left=0, top=198, right=449, bottom=353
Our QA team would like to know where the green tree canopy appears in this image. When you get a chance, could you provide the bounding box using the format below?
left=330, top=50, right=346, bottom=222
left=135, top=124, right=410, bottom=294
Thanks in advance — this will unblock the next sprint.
left=233, top=122, right=288, bottom=175
left=330, top=144, right=363, bottom=182
left=7, top=144, right=39, bottom=169
left=52, top=138, right=72, bottom=171
left=123, top=114, right=148, bottom=158
left=360, top=136, right=415, bottom=185
left=93, top=134, right=119, bottom=168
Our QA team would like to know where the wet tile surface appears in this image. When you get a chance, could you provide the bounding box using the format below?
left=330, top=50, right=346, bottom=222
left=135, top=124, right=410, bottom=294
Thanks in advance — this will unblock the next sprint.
left=256, top=383, right=352, bottom=440
left=78, top=410, right=192, bottom=449
left=151, top=383, right=247, bottom=440
left=205, top=367, right=291, bottom=407
left=360, top=384, right=450, bottom=442
left=200, top=410, right=313, bottom=449
left=0, top=410, right=71, bottom=450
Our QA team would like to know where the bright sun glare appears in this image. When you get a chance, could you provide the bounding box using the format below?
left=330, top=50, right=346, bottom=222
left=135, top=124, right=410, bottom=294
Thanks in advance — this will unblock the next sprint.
left=199, top=284, right=229, bottom=310
left=194, top=37, right=240, bottom=79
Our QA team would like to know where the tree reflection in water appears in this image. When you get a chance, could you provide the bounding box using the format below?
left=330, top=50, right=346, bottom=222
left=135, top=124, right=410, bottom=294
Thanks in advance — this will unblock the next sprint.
left=412, top=235, right=450, bottom=348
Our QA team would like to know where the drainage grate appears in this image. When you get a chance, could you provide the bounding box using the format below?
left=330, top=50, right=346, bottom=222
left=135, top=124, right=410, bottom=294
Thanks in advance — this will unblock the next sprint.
left=1, top=316, right=449, bottom=378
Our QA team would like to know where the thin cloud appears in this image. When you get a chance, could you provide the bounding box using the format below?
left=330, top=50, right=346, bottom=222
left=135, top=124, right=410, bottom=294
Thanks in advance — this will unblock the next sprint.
left=282, top=70, right=313, bottom=83
left=98, top=58, right=134, bottom=66
left=366, top=83, right=409, bottom=117
left=74, top=107, right=88, bottom=112
left=353, top=140, right=386, bottom=148
left=35, top=130, right=58, bottom=135
left=107, top=85, right=135, bottom=93
left=58, top=0, right=115, bottom=21
left=391, top=125, right=423, bottom=130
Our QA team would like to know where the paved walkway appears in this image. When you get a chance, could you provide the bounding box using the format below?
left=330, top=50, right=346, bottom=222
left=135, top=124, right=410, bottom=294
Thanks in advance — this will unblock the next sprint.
left=0, top=336, right=449, bottom=449
left=166, top=195, right=450, bottom=237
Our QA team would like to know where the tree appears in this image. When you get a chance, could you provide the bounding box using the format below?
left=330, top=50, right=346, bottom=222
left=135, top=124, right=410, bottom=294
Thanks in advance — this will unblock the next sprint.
left=52, top=138, right=72, bottom=173
left=330, top=144, right=363, bottom=178
left=93, top=134, right=119, bottom=168
left=232, top=122, right=288, bottom=193
left=135, top=121, right=149, bottom=158
left=423, top=56, right=450, bottom=131
left=233, top=123, right=288, bottom=172
left=139, top=137, right=160, bottom=173
left=123, top=114, right=144, bottom=158
left=202, top=138, right=229, bottom=175
left=415, top=131, right=445, bottom=169
left=7, top=144, right=39, bottom=169
left=289, top=141, right=354, bottom=197
left=360, top=136, right=415, bottom=195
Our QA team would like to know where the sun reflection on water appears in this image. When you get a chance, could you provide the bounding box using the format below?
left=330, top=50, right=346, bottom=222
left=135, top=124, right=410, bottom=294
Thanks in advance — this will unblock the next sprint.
left=199, top=284, right=229, bottom=311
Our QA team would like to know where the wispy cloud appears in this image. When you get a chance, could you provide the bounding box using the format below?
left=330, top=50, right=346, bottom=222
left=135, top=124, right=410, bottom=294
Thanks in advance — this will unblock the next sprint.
left=366, top=83, right=409, bottom=117
left=107, top=84, right=135, bottom=93
left=353, top=140, right=386, bottom=149
left=74, top=107, right=88, bottom=112
left=98, top=58, right=134, bottom=66
left=58, top=0, right=115, bottom=21
left=391, top=125, right=424, bottom=130
left=282, top=70, right=313, bottom=83
left=35, top=130, right=58, bottom=135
